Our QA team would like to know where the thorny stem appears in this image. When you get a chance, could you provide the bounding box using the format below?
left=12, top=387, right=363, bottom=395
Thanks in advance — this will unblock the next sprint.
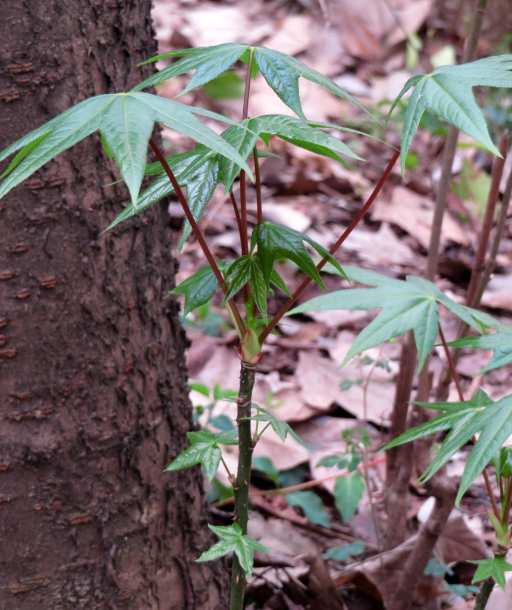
left=230, top=361, right=257, bottom=610
left=438, top=324, right=501, bottom=520
left=149, top=139, right=246, bottom=338
left=425, top=0, right=489, bottom=282
left=214, top=455, right=387, bottom=507
left=260, top=148, right=401, bottom=342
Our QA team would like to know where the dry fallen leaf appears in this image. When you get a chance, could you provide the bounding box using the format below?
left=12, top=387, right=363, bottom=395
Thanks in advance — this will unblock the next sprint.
left=372, top=186, right=470, bottom=249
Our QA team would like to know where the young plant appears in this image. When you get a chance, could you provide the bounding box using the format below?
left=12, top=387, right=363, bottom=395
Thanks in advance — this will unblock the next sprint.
left=2, top=39, right=512, bottom=609
left=292, top=272, right=512, bottom=606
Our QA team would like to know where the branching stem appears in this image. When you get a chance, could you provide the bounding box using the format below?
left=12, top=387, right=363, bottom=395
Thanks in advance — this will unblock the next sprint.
left=260, top=148, right=400, bottom=342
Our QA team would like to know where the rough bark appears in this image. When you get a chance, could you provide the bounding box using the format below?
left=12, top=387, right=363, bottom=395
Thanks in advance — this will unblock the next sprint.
left=0, top=1, right=228, bottom=609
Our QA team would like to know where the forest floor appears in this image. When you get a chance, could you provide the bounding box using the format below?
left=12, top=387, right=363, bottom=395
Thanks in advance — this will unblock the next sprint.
left=150, top=1, right=512, bottom=608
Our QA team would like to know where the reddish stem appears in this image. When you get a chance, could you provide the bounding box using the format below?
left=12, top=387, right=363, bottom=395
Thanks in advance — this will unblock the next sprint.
left=230, top=191, right=245, bottom=250
left=253, top=147, right=263, bottom=225
left=466, top=131, right=509, bottom=304
left=259, top=148, right=400, bottom=342
left=438, top=323, right=501, bottom=520
left=239, top=49, right=254, bottom=302
left=149, top=138, right=245, bottom=335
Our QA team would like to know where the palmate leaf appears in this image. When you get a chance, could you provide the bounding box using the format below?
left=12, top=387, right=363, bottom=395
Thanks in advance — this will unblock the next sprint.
left=0, top=92, right=255, bottom=208
left=255, top=221, right=347, bottom=292
left=168, top=260, right=289, bottom=317
left=448, top=328, right=512, bottom=374
left=221, top=255, right=268, bottom=319
left=164, top=429, right=238, bottom=481
left=134, top=43, right=372, bottom=122
left=197, top=523, right=269, bottom=576
left=104, top=115, right=369, bottom=239
left=384, top=389, right=512, bottom=506
left=386, top=55, right=512, bottom=175
left=242, top=405, right=308, bottom=448
left=469, top=557, right=512, bottom=590
left=289, top=267, right=502, bottom=373
left=384, top=388, right=491, bottom=450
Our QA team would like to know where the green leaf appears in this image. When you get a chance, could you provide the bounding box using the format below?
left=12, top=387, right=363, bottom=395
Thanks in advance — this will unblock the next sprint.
left=334, top=472, right=365, bottom=522
left=221, top=255, right=267, bottom=319
left=286, top=491, right=330, bottom=528
left=169, top=260, right=233, bottom=316
left=0, top=132, right=51, bottom=179
left=197, top=523, right=270, bottom=575
left=256, top=221, right=346, bottom=292
left=209, top=415, right=235, bottom=431
left=469, top=556, right=512, bottom=590
left=165, top=429, right=238, bottom=481
left=250, top=115, right=364, bottom=162
left=219, top=115, right=366, bottom=194
left=253, top=47, right=372, bottom=121
left=288, top=267, right=497, bottom=373
left=188, top=381, right=210, bottom=397
left=448, top=328, right=512, bottom=374
left=388, top=55, right=512, bottom=174
left=134, top=43, right=250, bottom=95
left=0, top=92, right=254, bottom=207
left=178, top=152, right=220, bottom=251
left=317, top=453, right=361, bottom=472
left=252, top=456, right=280, bottom=487
left=203, top=71, right=245, bottom=100
left=136, top=44, right=372, bottom=122
left=103, top=149, right=202, bottom=233
left=218, top=120, right=258, bottom=192
left=243, top=405, right=308, bottom=448
left=270, top=267, right=292, bottom=298
left=213, top=384, right=238, bottom=401
left=323, top=541, right=365, bottom=561
left=384, top=389, right=491, bottom=451
left=457, top=393, right=512, bottom=505
left=105, top=114, right=373, bottom=236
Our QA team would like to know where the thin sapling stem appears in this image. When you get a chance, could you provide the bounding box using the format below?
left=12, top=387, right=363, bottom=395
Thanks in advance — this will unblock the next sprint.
left=230, top=361, right=257, bottom=610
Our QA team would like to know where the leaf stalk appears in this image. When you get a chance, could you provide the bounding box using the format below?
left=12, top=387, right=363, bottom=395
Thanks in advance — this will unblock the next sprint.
left=259, top=148, right=400, bottom=342
left=149, top=138, right=246, bottom=337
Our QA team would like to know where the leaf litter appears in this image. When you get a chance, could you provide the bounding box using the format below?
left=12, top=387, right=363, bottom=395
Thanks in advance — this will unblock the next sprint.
left=150, top=0, right=512, bottom=607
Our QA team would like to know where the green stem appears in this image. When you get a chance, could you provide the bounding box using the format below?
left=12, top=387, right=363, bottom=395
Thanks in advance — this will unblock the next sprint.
left=474, top=579, right=495, bottom=610
left=230, top=360, right=257, bottom=610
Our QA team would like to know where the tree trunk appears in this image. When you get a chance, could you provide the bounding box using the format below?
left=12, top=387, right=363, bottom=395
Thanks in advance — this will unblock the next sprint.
left=0, top=1, right=228, bottom=608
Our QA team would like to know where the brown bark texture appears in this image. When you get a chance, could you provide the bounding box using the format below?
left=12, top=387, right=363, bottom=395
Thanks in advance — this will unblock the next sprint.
left=0, top=1, right=228, bottom=609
